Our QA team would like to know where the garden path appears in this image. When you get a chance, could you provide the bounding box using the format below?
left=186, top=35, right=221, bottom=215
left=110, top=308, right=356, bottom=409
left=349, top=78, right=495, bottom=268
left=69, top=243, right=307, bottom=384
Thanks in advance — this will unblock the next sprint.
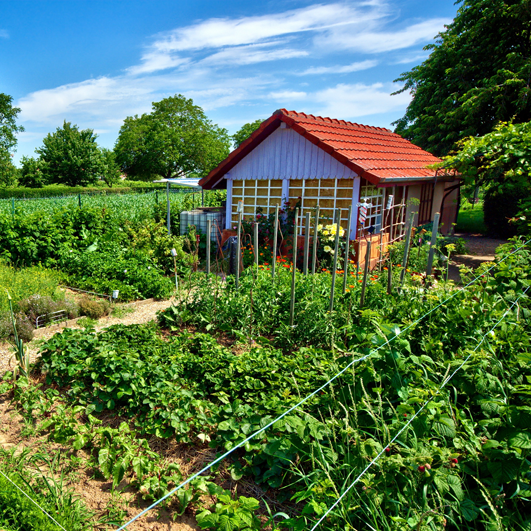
left=447, top=233, right=508, bottom=283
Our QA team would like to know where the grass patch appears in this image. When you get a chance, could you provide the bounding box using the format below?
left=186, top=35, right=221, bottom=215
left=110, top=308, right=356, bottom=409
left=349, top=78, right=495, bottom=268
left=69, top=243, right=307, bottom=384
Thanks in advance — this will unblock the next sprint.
left=456, top=201, right=486, bottom=234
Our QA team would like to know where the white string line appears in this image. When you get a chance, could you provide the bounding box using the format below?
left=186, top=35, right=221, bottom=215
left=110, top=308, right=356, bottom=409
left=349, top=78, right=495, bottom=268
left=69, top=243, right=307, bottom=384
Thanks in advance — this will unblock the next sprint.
left=117, top=239, right=530, bottom=530
left=309, top=286, right=530, bottom=531
left=0, top=469, right=68, bottom=531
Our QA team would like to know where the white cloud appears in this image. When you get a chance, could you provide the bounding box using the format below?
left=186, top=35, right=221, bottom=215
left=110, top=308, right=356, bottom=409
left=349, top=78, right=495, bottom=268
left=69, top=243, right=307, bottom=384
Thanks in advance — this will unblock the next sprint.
left=201, top=44, right=308, bottom=66
left=130, top=2, right=388, bottom=74
left=393, top=52, right=430, bottom=64
left=0, top=29, right=8, bottom=38
left=313, top=82, right=411, bottom=118
left=268, top=90, right=307, bottom=101
left=318, top=18, right=450, bottom=53
left=299, top=60, right=378, bottom=75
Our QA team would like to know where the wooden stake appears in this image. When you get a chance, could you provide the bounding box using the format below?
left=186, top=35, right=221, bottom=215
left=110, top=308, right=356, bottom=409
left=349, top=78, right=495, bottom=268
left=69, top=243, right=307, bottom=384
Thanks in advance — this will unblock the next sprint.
left=206, top=219, right=211, bottom=277
left=426, top=212, right=440, bottom=276
left=311, top=206, right=320, bottom=275
left=289, top=209, right=299, bottom=327
left=236, top=212, right=242, bottom=288
left=254, top=220, right=259, bottom=267
left=329, top=209, right=341, bottom=312
left=272, top=205, right=279, bottom=280
left=303, top=212, right=310, bottom=274
left=399, top=212, right=415, bottom=288
left=360, top=240, right=372, bottom=307
left=343, top=205, right=352, bottom=294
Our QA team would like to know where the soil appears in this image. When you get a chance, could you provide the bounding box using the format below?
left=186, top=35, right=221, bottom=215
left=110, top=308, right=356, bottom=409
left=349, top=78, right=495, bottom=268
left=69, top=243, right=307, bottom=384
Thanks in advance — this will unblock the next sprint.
left=447, top=233, right=508, bottom=283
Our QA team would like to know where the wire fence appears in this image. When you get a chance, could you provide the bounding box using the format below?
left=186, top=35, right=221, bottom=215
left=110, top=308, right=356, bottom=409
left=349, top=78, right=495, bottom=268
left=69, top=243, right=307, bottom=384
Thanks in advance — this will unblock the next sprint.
left=115, top=238, right=531, bottom=530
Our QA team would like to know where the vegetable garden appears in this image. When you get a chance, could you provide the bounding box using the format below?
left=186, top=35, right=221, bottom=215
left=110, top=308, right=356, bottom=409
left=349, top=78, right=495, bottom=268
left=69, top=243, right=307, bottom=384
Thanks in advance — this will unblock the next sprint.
left=0, top=192, right=530, bottom=530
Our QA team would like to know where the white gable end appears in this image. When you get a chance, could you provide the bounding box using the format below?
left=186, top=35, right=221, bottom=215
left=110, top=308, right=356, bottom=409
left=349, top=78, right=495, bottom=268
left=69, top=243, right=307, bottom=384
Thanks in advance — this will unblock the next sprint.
left=228, top=127, right=357, bottom=180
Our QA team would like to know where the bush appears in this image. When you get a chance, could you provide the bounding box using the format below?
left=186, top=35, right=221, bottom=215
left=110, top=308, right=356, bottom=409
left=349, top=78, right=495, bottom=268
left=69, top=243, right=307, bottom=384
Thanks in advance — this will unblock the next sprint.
left=16, top=294, right=78, bottom=323
left=78, top=297, right=110, bottom=320
left=483, top=183, right=530, bottom=238
left=0, top=312, right=34, bottom=342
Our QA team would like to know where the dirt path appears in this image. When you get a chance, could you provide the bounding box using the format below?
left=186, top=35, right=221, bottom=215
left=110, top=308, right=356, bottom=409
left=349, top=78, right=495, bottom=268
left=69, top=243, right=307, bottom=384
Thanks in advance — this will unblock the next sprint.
left=447, top=233, right=508, bottom=283
left=0, top=297, right=175, bottom=376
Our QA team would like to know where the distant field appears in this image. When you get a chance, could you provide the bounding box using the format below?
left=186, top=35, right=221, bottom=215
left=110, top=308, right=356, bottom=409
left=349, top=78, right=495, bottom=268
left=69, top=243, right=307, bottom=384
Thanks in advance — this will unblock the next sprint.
left=456, top=202, right=486, bottom=234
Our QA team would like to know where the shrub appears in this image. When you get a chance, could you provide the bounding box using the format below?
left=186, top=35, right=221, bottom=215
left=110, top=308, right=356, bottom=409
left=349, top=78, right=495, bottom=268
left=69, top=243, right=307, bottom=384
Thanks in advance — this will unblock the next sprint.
left=0, top=312, right=34, bottom=342
left=16, top=294, right=78, bottom=324
left=78, top=297, right=110, bottom=320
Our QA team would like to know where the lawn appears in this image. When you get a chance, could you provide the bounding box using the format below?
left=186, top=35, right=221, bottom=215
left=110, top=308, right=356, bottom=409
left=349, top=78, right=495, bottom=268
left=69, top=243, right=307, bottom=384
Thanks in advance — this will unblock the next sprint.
left=456, top=202, right=487, bottom=234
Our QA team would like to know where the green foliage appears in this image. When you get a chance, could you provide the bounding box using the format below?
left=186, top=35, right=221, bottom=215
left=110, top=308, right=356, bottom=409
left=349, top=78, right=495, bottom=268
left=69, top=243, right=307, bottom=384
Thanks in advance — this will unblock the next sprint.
left=0, top=150, right=18, bottom=187
left=456, top=202, right=487, bottom=234
left=19, top=156, right=47, bottom=188
left=0, top=92, right=24, bottom=156
left=393, top=0, right=531, bottom=156
left=232, top=119, right=264, bottom=149
left=35, top=121, right=118, bottom=187
left=483, top=183, right=529, bottom=237
left=114, top=94, right=231, bottom=180
left=197, top=492, right=262, bottom=530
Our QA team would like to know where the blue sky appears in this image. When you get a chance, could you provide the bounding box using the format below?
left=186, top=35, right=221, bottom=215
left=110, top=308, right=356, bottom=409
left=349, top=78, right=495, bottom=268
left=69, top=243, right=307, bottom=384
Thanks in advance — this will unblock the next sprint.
left=1, top=0, right=459, bottom=165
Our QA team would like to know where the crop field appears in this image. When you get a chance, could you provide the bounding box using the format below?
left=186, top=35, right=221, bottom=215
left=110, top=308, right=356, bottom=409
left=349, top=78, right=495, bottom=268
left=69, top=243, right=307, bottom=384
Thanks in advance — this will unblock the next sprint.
left=0, top=237, right=530, bottom=531
left=0, top=189, right=205, bottom=223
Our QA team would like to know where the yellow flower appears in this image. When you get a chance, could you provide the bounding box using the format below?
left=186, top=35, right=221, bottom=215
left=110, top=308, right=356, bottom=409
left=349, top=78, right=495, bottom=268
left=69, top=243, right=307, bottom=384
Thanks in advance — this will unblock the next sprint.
left=323, top=245, right=333, bottom=253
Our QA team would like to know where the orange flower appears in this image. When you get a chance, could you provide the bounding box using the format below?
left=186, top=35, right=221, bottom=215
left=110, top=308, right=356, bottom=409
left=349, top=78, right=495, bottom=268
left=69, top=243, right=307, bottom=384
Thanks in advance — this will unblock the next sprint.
left=349, top=285, right=354, bottom=288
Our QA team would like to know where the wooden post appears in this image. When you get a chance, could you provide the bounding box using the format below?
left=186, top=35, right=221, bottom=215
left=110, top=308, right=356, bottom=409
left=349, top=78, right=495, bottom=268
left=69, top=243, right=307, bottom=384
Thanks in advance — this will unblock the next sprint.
left=303, top=212, right=310, bottom=274
left=329, top=210, right=341, bottom=312
left=289, top=209, right=299, bottom=327
left=399, top=212, right=415, bottom=288
left=11, top=198, right=15, bottom=220
left=236, top=212, right=242, bottom=288
left=201, top=189, right=204, bottom=207
left=311, top=206, right=320, bottom=275
left=360, top=240, right=372, bottom=307
left=254, top=221, right=259, bottom=267
left=206, top=219, right=211, bottom=277
left=272, top=205, right=279, bottom=280
left=78, top=193, right=82, bottom=208
left=426, top=212, right=440, bottom=276
left=343, top=205, right=352, bottom=294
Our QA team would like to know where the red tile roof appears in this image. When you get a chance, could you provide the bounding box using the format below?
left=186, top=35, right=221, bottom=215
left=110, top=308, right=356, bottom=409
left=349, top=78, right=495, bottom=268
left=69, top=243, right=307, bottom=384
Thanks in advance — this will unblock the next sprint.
left=200, top=109, right=445, bottom=189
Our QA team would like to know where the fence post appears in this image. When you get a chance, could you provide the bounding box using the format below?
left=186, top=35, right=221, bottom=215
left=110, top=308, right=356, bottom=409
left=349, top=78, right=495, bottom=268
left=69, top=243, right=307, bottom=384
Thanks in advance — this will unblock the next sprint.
left=311, top=206, right=320, bottom=275
left=399, top=212, right=415, bottom=288
left=236, top=212, right=242, bottom=288
left=78, top=193, right=82, bottom=208
left=343, top=205, right=353, bottom=294
left=289, top=209, right=299, bottom=327
left=329, top=209, right=341, bottom=312
left=156, top=190, right=159, bottom=204
left=206, top=219, right=211, bottom=277
left=303, top=212, right=310, bottom=274
left=360, top=240, right=372, bottom=307
left=254, top=221, right=259, bottom=267
left=426, top=212, right=440, bottom=276
left=272, top=205, right=279, bottom=280
left=166, top=182, right=171, bottom=236
left=11, top=198, right=15, bottom=220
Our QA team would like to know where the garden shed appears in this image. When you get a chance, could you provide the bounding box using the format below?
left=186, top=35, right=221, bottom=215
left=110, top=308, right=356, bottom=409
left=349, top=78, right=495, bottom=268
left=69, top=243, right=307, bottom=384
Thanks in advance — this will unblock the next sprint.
left=199, top=109, right=460, bottom=253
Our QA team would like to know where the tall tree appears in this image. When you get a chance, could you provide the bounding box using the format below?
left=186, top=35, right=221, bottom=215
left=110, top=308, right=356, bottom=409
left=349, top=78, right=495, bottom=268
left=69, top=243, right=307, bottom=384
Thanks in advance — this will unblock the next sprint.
left=232, top=119, right=264, bottom=149
left=0, top=93, right=24, bottom=186
left=36, top=121, right=112, bottom=187
left=393, top=0, right=531, bottom=157
left=114, top=94, right=231, bottom=181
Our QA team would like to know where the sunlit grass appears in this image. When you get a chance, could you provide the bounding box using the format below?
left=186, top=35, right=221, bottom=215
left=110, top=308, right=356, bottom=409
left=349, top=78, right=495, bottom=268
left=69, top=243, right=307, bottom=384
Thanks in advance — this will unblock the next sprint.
left=456, top=201, right=486, bottom=234
left=0, top=261, right=63, bottom=314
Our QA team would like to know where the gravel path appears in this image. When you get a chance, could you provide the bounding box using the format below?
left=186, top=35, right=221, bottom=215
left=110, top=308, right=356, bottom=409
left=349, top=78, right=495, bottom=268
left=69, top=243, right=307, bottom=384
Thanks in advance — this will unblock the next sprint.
left=0, top=298, right=174, bottom=376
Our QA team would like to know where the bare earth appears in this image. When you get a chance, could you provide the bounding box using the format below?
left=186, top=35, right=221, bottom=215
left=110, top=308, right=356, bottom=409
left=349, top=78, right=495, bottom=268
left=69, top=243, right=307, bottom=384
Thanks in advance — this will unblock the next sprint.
left=0, top=296, right=210, bottom=530
left=448, top=233, right=508, bottom=283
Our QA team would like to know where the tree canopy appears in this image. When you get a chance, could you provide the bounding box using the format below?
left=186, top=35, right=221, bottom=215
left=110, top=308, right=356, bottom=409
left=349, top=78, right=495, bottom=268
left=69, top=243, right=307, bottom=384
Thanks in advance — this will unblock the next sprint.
left=0, top=93, right=24, bottom=187
left=34, top=121, right=117, bottom=187
left=114, top=95, right=231, bottom=181
left=232, top=119, right=264, bottom=149
left=393, top=0, right=531, bottom=157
